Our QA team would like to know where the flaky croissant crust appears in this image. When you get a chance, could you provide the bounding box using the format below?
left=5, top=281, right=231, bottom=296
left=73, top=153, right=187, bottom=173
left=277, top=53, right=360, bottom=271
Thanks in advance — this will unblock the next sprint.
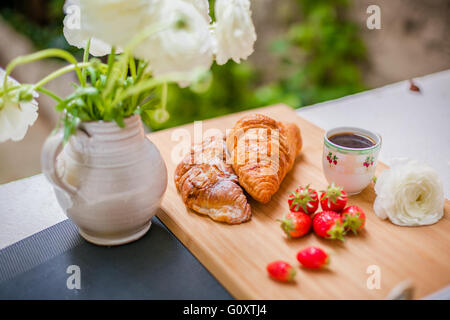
left=226, top=114, right=302, bottom=203
left=174, top=134, right=251, bottom=224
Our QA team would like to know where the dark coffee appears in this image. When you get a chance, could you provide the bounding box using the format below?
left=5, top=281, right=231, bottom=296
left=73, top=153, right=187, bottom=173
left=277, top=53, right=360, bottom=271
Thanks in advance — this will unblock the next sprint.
left=329, top=132, right=375, bottom=149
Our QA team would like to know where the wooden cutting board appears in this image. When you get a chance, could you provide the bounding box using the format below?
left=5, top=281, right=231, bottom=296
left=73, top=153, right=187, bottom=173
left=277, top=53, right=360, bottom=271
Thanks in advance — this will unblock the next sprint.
left=148, top=104, right=450, bottom=299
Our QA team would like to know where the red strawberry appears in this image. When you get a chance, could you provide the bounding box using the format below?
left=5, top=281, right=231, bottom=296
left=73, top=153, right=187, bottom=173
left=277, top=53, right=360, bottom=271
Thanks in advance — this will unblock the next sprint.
left=278, top=211, right=312, bottom=238
left=327, top=156, right=330, bottom=161
left=333, top=160, right=337, bottom=165
left=267, top=261, right=296, bottom=282
left=296, top=247, right=330, bottom=269
left=313, top=210, right=345, bottom=241
left=288, top=185, right=319, bottom=214
left=320, top=183, right=347, bottom=212
left=371, top=161, right=374, bottom=165
left=342, top=205, right=366, bottom=234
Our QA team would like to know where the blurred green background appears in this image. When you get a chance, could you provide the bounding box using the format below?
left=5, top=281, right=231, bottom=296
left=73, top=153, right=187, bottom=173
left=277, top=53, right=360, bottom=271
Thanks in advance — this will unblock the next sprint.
left=0, top=0, right=367, bottom=130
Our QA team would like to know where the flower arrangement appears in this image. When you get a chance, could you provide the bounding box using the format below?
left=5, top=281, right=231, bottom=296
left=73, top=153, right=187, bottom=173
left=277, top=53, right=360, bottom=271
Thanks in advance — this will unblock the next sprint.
left=0, top=0, right=257, bottom=142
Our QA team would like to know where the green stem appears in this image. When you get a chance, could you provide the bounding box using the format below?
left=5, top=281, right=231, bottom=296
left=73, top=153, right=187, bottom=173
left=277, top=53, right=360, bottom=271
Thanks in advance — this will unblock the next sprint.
left=114, top=73, right=185, bottom=104
left=3, top=49, right=83, bottom=94
left=32, top=62, right=92, bottom=90
left=103, top=46, right=117, bottom=99
left=135, top=60, right=148, bottom=81
left=81, top=38, right=91, bottom=86
left=36, top=87, right=63, bottom=103
left=129, top=57, right=137, bottom=80
left=161, top=82, right=168, bottom=110
left=129, top=59, right=144, bottom=113
left=0, top=84, right=20, bottom=97
left=138, top=97, right=156, bottom=111
left=106, top=46, right=116, bottom=79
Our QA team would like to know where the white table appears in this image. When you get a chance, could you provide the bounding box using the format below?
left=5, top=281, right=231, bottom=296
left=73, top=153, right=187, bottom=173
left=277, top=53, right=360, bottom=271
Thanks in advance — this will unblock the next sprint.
left=1, top=69, right=449, bottom=298
left=298, top=69, right=450, bottom=198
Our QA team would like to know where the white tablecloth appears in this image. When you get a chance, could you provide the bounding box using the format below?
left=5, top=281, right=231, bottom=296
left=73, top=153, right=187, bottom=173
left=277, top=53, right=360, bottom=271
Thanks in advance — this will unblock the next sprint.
left=298, top=69, right=450, bottom=198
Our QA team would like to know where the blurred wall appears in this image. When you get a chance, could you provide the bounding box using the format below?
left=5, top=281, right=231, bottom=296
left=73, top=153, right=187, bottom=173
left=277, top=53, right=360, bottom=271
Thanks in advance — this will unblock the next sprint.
left=350, top=0, right=450, bottom=87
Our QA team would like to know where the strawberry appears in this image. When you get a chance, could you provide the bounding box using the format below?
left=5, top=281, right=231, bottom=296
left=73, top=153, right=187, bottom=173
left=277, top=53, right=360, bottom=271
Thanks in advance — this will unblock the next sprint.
left=342, top=205, right=366, bottom=234
left=278, top=211, right=312, bottom=238
left=313, top=210, right=345, bottom=241
left=296, top=247, right=330, bottom=269
left=267, top=261, right=296, bottom=282
left=288, top=185, right=319, bottom=214
left=320, top=183, right=348, bottom=212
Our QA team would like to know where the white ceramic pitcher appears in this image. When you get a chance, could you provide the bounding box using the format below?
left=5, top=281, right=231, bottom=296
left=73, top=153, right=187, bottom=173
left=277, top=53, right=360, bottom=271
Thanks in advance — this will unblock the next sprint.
left=41, top=115, right=167, bottom=246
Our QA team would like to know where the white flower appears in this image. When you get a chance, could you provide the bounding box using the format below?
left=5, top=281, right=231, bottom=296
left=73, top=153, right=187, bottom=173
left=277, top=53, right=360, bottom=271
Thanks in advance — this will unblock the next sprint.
left=214, top=0, right=257, bottom=65
left=0, top=69, right=38, bottom=142
left=76, top=0, right=214, bottom=83
left=183, top=0, right=211, bottom=22
left=134, top=0, right=214, bottom=80
left=63, top=0, right=119, bottom=56
left=373, top=158, right=445, bottom=226
left=76, top=0, right=149, bottom=52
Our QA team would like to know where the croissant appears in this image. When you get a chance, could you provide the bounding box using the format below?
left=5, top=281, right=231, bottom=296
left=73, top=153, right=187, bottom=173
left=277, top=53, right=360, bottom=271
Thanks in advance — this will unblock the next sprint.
left=174, top=134, right=251, bottom=224
left=226, top=114, right=302, bottom=203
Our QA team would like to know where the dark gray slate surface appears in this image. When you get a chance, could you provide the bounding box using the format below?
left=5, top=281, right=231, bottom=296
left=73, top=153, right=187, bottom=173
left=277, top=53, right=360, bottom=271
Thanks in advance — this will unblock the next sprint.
left=0, top=217, right=232, bottom=300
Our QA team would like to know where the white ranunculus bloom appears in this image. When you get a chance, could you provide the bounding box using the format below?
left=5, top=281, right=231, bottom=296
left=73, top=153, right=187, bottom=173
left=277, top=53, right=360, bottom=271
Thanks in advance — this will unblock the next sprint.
left=214, top=0, right=257, bottom=65
left=134, top=0, right=214, bottom=81
left=0, top=69, right=38, bottom=142
left=63, top=0, right=119, bottom=56
left=79, top=0, right=151, bottom=50
left=373, top=158, right=445, bottom=226
left=183, top=0, right=211, bottom=22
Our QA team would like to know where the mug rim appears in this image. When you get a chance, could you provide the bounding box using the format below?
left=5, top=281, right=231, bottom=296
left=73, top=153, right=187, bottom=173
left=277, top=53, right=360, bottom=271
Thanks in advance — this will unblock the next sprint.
left=324, top=126, right=382, bottom=153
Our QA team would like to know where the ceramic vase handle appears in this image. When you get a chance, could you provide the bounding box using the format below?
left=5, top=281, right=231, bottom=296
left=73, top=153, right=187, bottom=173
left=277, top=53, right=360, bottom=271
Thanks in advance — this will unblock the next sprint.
left=41, top=130, right=77, bottom=195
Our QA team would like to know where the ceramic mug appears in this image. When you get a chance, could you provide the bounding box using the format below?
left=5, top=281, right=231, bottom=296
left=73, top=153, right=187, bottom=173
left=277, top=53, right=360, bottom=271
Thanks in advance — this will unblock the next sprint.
left=322, top=127, right=382, bottom=195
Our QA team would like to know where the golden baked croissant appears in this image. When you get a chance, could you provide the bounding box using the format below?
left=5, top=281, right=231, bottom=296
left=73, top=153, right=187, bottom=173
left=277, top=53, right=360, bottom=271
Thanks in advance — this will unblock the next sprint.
left=226, top=114, right=302, bottom=203
left=174, top=134, right=251, bottom=224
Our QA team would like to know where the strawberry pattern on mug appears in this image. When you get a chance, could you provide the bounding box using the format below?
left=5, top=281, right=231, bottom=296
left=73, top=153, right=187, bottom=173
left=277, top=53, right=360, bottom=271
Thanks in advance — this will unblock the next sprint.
left=326, top=152, right=339, bottom=167
left=363, top=155, right=375, bottom=169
